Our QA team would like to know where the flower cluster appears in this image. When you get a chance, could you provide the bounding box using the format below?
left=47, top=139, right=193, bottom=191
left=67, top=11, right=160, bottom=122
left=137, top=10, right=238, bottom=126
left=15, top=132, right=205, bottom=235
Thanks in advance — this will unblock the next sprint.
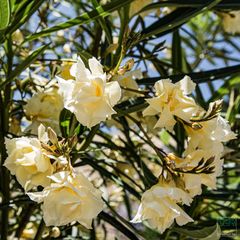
left=5, top=125, right=104, bottom=228
left=4, top=56, right=235, bottom=235
left=131, top=77, right=236, bottom=232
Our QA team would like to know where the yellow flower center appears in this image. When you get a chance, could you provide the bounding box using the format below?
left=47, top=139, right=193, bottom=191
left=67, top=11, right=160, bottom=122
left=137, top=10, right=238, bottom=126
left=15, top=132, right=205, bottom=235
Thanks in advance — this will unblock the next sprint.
left=94, top=82, right=103, bottom=97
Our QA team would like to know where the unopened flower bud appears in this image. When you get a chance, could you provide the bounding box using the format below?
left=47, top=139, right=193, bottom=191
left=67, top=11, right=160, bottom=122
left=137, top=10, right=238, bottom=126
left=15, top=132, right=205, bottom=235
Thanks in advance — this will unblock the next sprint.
left=126, top=59, right=134, bottom=70
left=47, top=127, right=58, bottom=145
left=63, top=43, right=71, bottom=53
left=51, top=227, right=61, bottom=238
left=191, top=122, right=203, bottom=130
left=12, top=29, right=24, bottom=44
left=57, top=30, right=64, bottom=37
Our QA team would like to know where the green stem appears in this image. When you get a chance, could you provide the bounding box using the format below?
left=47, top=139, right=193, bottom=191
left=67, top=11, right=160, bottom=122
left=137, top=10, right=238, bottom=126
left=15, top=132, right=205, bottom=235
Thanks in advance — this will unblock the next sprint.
left=112, top=5, right=129, bottom=71
left=112, top=48, right=125, bottom=74
left=0, top=36, right=12, bottom=240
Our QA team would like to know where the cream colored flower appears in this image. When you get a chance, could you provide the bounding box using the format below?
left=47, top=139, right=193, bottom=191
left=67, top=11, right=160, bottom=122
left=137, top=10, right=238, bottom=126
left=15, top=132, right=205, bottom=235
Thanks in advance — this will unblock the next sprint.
left=222, top=11, right=240, bottom=34
left=131, top=179, right=193, bottom=233
left=143, top=76, right=198, bottom=131
left=177, top=144, right=223, bottom=197
left=180, top=114, right=236, bottom=197
left=4, top=125, right=53, bottom=191
left=113, top=69, right=142, bottom=99
left=24, top=87, right=63, bottom=134
left=28, top=171, right=104, bottom=228
left=186, top=115, right=236, bottom=150
left=183, top=120, right=234, bottom=197
left=58, top=57, right=121, bottom=128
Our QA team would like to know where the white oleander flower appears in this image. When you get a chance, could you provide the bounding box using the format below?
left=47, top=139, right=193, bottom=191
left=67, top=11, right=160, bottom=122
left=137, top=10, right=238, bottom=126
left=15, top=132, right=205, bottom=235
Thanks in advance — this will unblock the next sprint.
left=131, top=179, right=193, bottom=233
left=186, top=115, right=236, bottom=150
left=143, top=76, right=198, bottom=131
left=183, top=116, right=236, bottom=196
left=4, top=125, right=53, bottom=191
left=178, top=114, right=235, bottom=197
left=113, top=69, right=142, bottom=99
left=28, top=171, right=104, bottom=228
left=58, top=57, right=121, bottom=128
left=222, top=11, right=240, bottom=34
left=174, top=110, right=236, bottom=197
left=24, top=87, right=63, bottom=134
left=177, top=143, right=224, bottom=197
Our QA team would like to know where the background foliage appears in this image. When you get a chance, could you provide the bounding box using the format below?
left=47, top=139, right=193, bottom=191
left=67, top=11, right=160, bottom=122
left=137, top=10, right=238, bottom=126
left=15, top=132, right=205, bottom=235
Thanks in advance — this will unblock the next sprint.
left=0, top=0, right=240, bottom=239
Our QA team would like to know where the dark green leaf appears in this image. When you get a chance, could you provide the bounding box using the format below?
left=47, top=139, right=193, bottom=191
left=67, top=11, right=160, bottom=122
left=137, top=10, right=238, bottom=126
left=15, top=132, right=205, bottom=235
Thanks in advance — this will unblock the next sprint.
left=137, top=64, right=240, bottom=85
left=174, top=223, right=221, bottom=239
left=141, top=0, right=222, bottom=41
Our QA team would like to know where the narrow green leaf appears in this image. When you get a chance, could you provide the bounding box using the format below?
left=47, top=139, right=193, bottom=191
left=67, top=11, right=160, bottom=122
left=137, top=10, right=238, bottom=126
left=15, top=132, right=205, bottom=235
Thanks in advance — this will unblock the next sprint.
left=11, top=0, right=30, bottom=14
left=172, top=29, right=182, bottom=74
left=174, top=223, right=221, bottom=239
left=141, top=0, right=222, bottom=41
left=209, top=76, right=240, bottom=102
left=79, top=125, right=99, bottom=151
left=24, top=0, right=135, bottom=43
left=140, top=1, right=240, bottom=10
left=6, top=0, right=45, bottom=35
left=91, top=0, right=112, bottom=44
left=0, top=0, right=10, bottom=30
left=60, top=108, right=72, bottom=138
left=137, top=65, right=240, bottom=85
